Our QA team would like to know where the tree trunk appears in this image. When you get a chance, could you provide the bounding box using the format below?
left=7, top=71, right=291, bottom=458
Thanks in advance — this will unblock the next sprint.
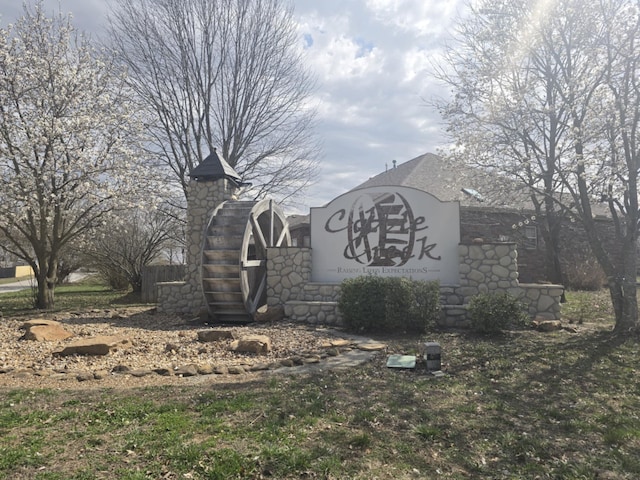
left=608, top=278, right=637, bottom=334
left=35, top=270, right=55, bottom=309
left=34, top=254, right=58, bottom=310
left=540, top=201, right=566, bottom=301
left=610, top=238, right=638, bottom=334
left=541, top=216, right=564, bottom=285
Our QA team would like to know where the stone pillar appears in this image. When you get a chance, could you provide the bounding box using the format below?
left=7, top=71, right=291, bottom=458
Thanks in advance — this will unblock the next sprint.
left=184, top=178, right=238, bottom=313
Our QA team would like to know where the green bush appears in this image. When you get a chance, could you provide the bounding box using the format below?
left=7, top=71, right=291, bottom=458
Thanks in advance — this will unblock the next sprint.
left=467, top=292, right=529, bottom=334
left=338, top=276, right=440, bottom=333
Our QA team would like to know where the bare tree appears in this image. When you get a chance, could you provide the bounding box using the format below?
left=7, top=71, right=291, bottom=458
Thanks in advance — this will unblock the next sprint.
left=0, top=3, right=153, bottom=309
left=82, top=207, right=179, bottom=292
left=108, top=0, right=320, bottom=205
left=438, top=0, right=640, bottom=331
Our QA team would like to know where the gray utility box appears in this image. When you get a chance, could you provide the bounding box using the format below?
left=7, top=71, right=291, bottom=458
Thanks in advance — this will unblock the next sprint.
left=423, top=342, right=441, bottom=371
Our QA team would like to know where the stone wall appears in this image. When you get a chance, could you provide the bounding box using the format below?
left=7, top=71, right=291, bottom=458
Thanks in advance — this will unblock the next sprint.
left=266, top=242, right=563, bottom=328
left=439, top=243, right=563, bottom=328
left=460, top=206, right=616, bottom=285
left=460, top=207, right=546, bottom=283
left=266, top=247, right=341, bottom=325
left=157, top=179, right=237, bottom=316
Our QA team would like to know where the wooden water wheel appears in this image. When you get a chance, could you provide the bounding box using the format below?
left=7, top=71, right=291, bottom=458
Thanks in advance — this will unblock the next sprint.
left=201, top=199, right=290, bottom=323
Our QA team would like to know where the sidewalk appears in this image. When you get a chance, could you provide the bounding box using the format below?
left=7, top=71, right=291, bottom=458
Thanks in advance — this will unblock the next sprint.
left=0, top=273, right=87, bottom=295
left=0, top=278, right=35, bottom=295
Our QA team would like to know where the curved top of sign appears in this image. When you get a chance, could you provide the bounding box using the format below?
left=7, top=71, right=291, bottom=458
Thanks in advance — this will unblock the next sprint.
left=314, top=185, right=459, bottom=212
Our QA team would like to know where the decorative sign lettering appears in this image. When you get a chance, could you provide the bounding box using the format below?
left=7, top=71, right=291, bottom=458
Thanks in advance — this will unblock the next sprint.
left=311, top=186, right=460, bottom=283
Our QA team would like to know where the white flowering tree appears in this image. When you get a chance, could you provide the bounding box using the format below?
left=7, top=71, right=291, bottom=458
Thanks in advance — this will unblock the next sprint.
left=0, top=4, right=153, bottom=309
left=437, top=0, right=606, bottom=288
left=439, top=0, right=640, bottom=332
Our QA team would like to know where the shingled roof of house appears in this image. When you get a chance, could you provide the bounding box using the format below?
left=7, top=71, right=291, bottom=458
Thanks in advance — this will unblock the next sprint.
left=353, top=152, right=533, bottom=210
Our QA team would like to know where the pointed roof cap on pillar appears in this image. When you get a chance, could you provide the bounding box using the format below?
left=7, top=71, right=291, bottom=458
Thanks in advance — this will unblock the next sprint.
left=188, top=148, right=243, bottom=185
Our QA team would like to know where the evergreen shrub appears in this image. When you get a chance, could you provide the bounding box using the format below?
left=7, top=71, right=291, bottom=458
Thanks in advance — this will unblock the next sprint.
left=468, top=292, right=529, bottom=334
left=338, top=276, right=440, bottom=333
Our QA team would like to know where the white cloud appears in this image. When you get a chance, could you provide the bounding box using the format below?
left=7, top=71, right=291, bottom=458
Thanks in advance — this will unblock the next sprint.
left=292, top=0, right=463, bottom=209
left=1, top=0, right=465, bottom=211
left=365, top=0, right=460, bottom=37
left=315, top=34, right=384, bottom=81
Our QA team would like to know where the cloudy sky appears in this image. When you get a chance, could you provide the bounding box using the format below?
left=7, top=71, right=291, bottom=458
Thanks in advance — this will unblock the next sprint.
left=0, top=0, right=465, bottom=211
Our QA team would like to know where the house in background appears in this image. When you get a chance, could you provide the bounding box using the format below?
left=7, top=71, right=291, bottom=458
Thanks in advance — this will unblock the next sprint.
left=291, top=152, right=610, bottom=284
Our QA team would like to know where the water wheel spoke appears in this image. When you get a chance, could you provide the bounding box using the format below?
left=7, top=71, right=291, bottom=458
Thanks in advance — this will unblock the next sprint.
left=269, top=200, right=275, bottom=246
left=248, top=275, right=267, bottom=311
left=275, top=227, right=288, bottom=247
left=249, top=213, right=268, bottom=249
left=242, top=259, right=265, bottom=269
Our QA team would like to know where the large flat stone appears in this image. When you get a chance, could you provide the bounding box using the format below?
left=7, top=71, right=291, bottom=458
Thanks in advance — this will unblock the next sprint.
left=21, top=319, right=61, bottom=329
left=230, top=335, right=272, bottom=354
left=22, top=324, right=74, bottom=342
left=54, top=335, right=132, bottom=356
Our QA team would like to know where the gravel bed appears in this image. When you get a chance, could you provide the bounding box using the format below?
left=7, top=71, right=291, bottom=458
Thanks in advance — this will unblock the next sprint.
left=0, top=307, right=351, bottom=390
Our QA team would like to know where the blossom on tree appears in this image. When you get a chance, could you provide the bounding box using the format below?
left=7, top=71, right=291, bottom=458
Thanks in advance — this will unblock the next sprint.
left=0, top=3, right=155, bottom=309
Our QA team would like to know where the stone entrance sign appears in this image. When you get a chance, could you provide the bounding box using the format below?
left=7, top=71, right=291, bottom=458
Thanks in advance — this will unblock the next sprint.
left=310, top=186, right=460, bottom=283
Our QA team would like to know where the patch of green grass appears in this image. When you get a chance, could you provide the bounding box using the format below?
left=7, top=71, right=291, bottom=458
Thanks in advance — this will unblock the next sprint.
left=0, top=434, right=48, bottom=473
left=2, top=288, right=640, bottom=478
left=0, top=276, right=146, bottom=316
left=563, top=289, right=614, bottom=323
left=413, top=423, right=443, bottom=441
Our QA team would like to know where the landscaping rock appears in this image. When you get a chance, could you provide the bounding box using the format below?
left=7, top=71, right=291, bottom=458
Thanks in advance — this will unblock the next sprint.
left=13, top=368, right=35, bottom=378
left=197, top=364, right=214, bottom=375
left=197, top=330, right=234, bottom=342
left=358, top=342, right=387, bottom=351
left=230, top=335, right=272, bottom=354
left=254, top=305, right=285, bottom=323
left=249, top=363, right=270, bottom=371
left=174, top=364, right=198, bottom=377
left=54, top=336, right=133, bottom=356
left=93, top=370, right=110, bottom=380
left=21, top=320, right=74, bottom=342
left=76, top=372, right=95, bottom=382
left=533, top=319, right=563, bottom=332
left=21, top=319, right=60, bottom=329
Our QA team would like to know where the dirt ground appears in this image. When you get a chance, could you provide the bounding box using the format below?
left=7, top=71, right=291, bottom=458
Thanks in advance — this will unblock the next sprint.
left=0, top=306, right=360, bottom=390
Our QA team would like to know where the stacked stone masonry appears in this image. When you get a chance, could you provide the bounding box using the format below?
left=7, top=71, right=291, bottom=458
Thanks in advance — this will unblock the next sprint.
left=158, top=179, right=237, bottom=315
left=267, top=243, right=563, bottom=329
left=266, top=248, right=342, bottom=325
